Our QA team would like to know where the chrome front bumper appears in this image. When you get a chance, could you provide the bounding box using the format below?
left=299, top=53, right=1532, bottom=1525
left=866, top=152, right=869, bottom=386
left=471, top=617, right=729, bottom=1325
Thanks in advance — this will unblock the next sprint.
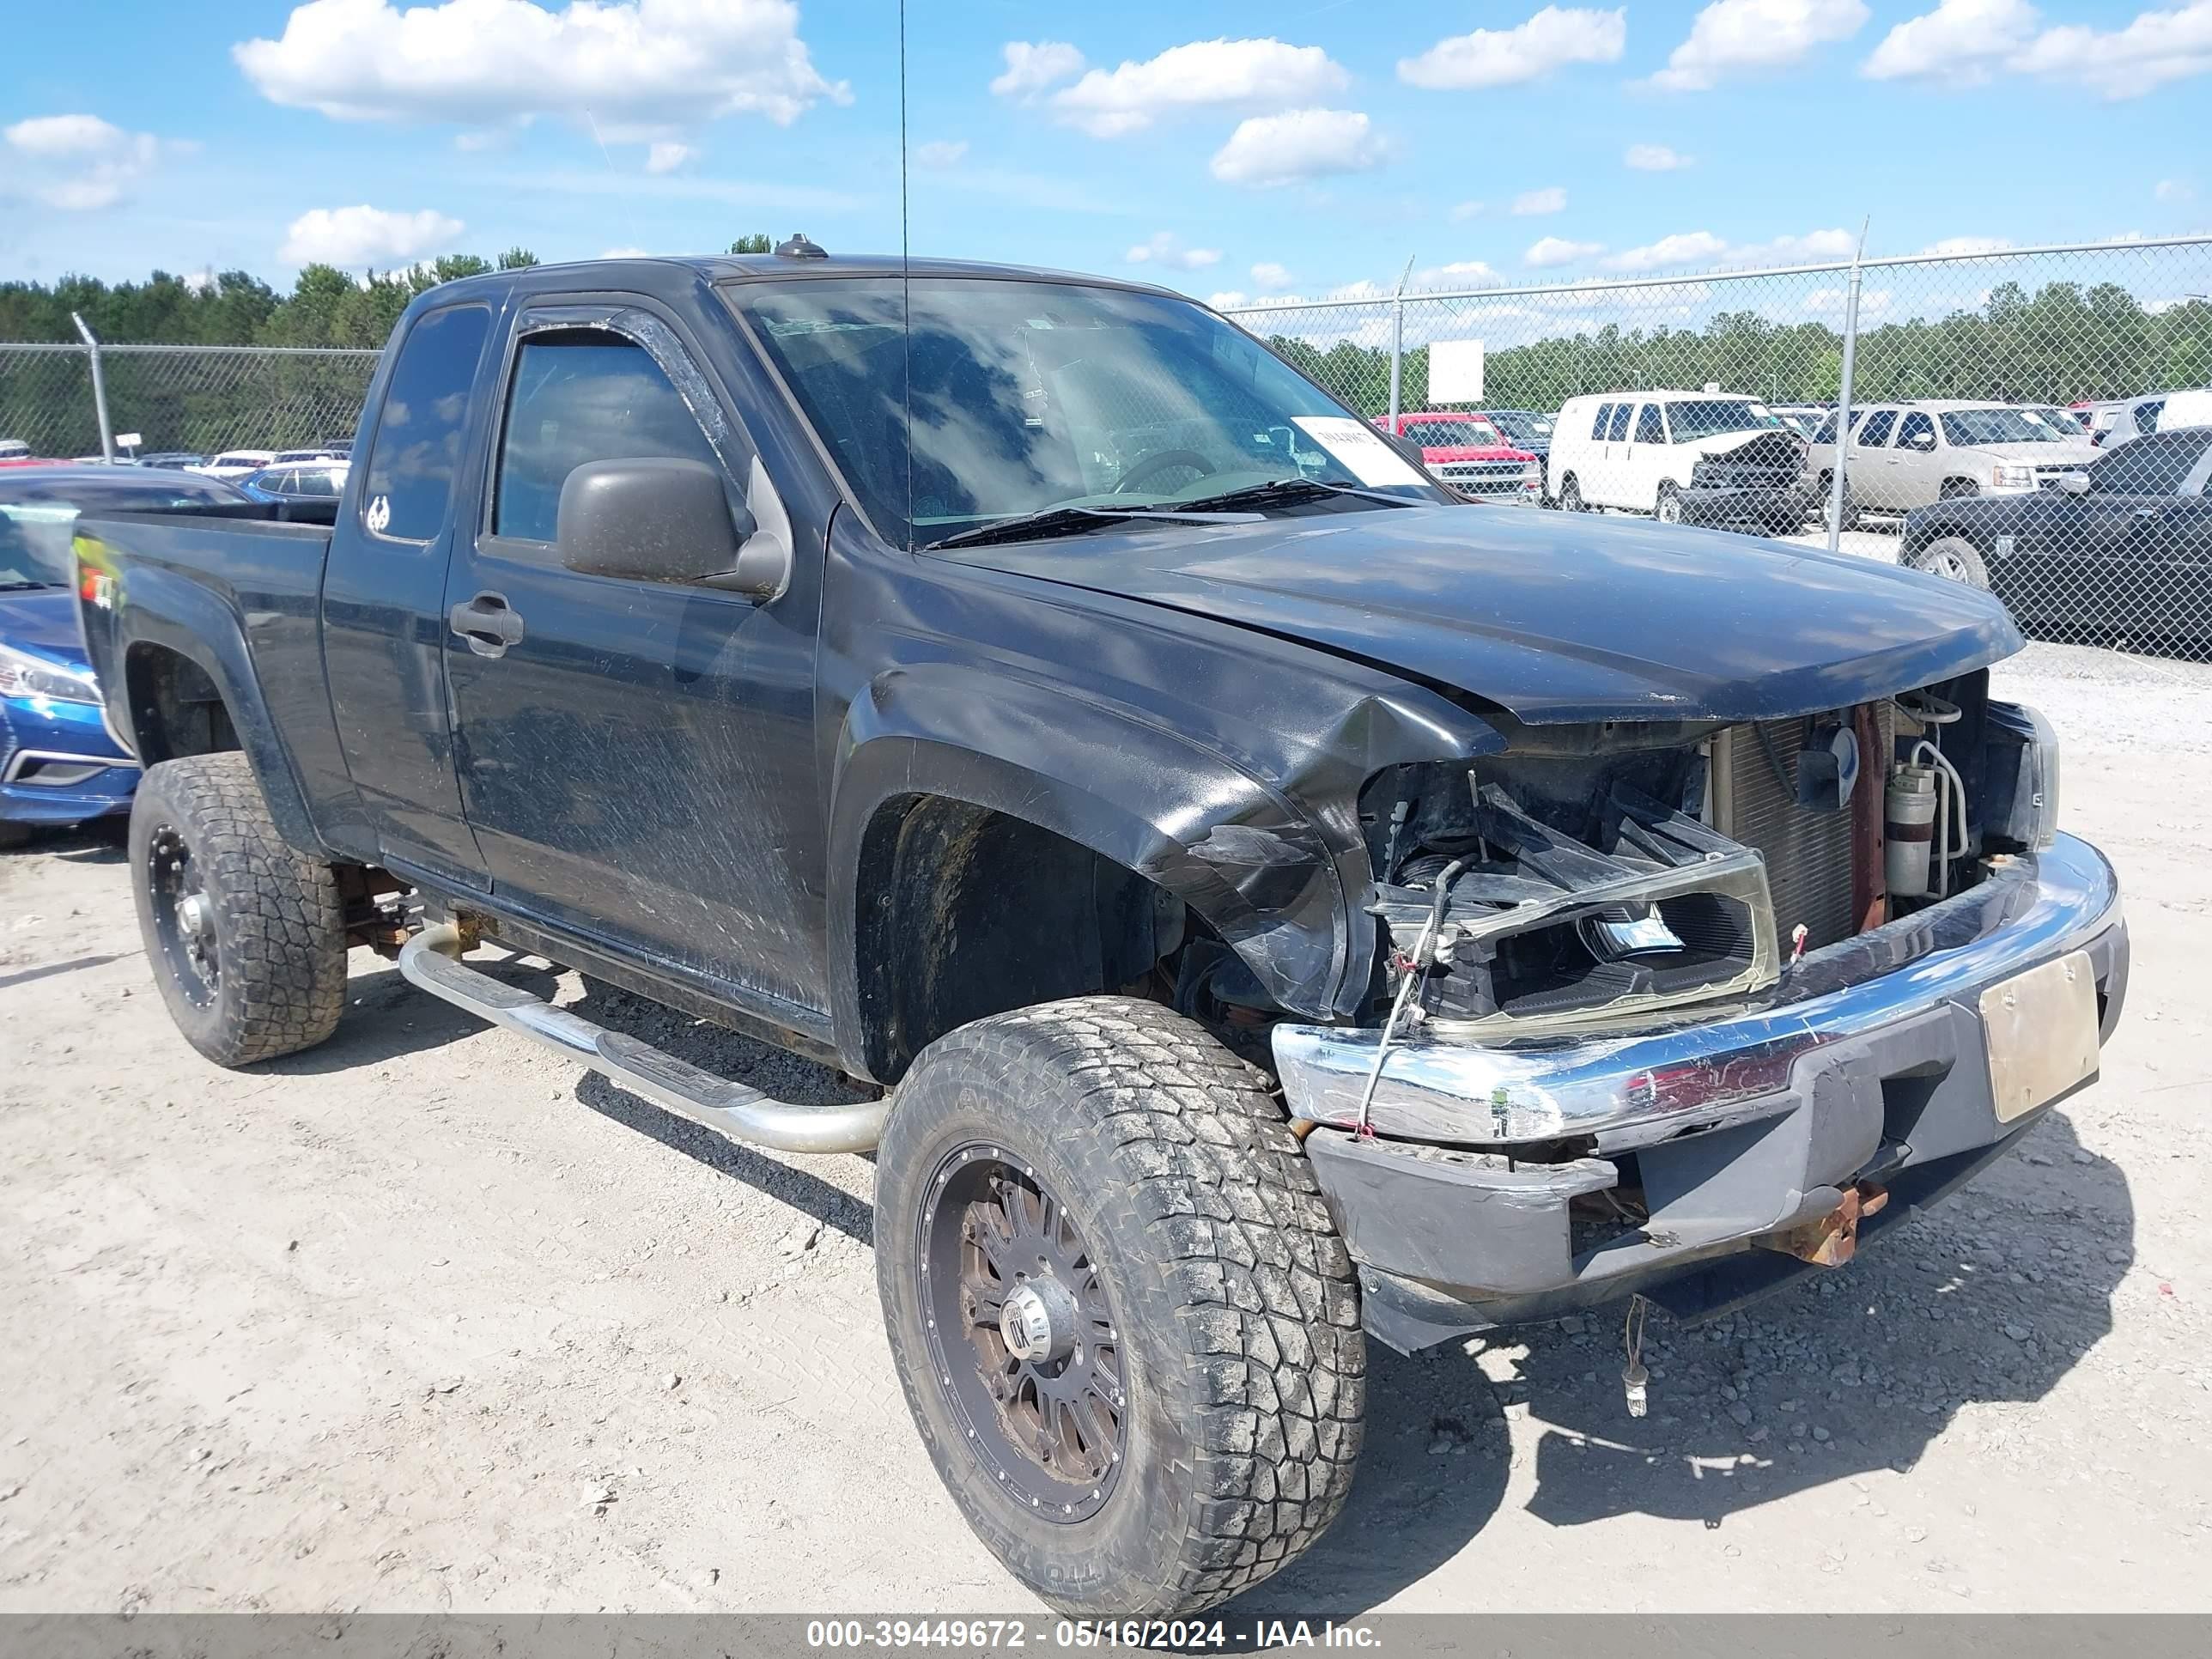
left=1274, top=833, right=2124, bottom=1152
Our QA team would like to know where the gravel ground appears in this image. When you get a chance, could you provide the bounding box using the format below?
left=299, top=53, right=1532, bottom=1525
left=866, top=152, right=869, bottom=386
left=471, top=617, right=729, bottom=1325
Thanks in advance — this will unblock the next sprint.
left=2, top=640, right=2209, bottom=1616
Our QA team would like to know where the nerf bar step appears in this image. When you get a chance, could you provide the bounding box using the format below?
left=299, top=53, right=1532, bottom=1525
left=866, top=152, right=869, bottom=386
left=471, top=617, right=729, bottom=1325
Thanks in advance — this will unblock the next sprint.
left=398, top=921, right=889, bottom=1154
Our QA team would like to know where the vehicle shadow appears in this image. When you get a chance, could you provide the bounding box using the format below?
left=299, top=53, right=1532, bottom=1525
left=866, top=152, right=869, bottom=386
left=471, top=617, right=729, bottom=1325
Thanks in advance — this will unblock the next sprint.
left=1229, top=1109, right=2132, bottom=1619
left=565, top=977, right=880, bottom=1249
left=9, top=818, right=128, bottom=865
left=264, top=951, right=565, bottom=1073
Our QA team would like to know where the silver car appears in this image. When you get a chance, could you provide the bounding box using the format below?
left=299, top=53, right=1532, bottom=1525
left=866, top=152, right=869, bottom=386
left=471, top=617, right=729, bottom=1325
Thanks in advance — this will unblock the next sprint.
left=1803, top=400, right=2099, bottom=517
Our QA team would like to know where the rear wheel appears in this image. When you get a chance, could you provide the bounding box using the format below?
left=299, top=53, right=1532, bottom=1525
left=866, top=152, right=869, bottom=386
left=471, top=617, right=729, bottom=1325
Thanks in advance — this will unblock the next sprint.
left=1907, top=534, right=1991, bottom=590
left=1559, top=474, right=1585, bottom=513
left=130, top=753, right=348, bottom=1066
left=1655, top=483, right=1686, bottom=525
left=876, top=996, right=1364, bottom=1616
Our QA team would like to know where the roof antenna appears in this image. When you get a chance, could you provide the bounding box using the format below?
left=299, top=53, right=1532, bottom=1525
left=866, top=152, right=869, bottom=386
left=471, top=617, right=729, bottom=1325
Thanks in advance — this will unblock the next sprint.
left=898, top=0, right=913, bottom=549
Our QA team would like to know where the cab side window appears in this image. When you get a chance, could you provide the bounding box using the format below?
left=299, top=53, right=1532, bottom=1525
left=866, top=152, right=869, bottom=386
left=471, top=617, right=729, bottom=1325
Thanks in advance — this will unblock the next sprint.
left=1856, top=409, right=1897, bottom=448
left=1897, top=411, right=1936, bottom=450
left=493, top=331, right=724, bottom=544
left=361, top=302, right=494, bottom=543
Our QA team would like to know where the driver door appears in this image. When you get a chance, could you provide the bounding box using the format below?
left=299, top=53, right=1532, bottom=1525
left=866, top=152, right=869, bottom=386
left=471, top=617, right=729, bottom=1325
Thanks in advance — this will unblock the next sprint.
left=441, top=301, right=829, bottom=1009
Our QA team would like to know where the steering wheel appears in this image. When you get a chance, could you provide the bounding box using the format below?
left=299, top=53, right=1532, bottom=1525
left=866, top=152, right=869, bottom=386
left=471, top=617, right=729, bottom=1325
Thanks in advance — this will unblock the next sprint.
left=1113, top=447, right=1218, bottom=495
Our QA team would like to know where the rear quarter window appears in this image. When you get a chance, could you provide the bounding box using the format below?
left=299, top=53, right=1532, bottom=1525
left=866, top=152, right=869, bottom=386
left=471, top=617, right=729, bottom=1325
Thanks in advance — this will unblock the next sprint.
left=362, top=302, right=494, bottom=542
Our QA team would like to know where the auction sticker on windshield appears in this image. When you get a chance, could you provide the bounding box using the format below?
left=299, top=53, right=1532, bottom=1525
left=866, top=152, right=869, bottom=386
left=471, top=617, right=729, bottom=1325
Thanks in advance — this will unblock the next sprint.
left=1292, top=417, right=1428, bottom=488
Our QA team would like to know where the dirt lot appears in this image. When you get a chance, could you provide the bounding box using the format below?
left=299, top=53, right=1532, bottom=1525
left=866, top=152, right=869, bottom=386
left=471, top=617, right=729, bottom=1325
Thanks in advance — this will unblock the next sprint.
left=3, top=641, right=2209, bottom=1617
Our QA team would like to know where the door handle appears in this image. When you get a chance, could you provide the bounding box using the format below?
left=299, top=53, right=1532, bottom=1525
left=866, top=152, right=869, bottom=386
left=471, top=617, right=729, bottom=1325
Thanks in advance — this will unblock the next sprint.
left=2132, top=507, right=2159, bottom=518
left=448, top=590, right=526, bottom=659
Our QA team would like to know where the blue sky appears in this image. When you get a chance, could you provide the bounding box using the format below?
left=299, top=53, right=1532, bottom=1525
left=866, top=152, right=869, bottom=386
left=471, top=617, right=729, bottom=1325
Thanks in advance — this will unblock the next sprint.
left=1, top=0, right=2205, bottom=303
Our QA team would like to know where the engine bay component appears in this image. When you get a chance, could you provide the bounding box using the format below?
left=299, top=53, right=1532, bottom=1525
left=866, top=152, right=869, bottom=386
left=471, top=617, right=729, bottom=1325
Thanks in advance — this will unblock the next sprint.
left=1371, top=778, right=1778, bottom=1036
left=1886, top=764, right=1939, bottom=897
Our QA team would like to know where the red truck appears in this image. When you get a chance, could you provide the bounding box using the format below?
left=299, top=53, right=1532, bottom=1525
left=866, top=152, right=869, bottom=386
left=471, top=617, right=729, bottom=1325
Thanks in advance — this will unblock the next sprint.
left=1375, top=410, right=1541, bottom=505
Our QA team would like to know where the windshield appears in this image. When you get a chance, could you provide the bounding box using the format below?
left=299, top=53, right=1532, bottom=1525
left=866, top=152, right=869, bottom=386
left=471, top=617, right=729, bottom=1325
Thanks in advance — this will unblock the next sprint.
left=1665, top=399, right=1781, bottom=443
left=1487, top=410, right=1552, bottom=445
left=1940, top=408, right=2069, bottom=446
left=733, top=276, right=1445, bottom=547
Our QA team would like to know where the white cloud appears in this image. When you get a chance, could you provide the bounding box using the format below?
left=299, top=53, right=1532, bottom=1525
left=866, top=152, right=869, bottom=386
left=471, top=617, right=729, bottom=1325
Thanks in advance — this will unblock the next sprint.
left=645, top=141, right=693, bottom=173
left=1864, top=0, right=2212, bottom=99
left=1626, top=143, right=1693, bottom=171
left=280, top=204, right=465, bottom=267
left=1126, top=232, right=1224, bottom=270
left=1599, top=226, right=1856, bottom=272
left=1053, top=39, right=1347, bottom=138
left=1251, top=261, right=1294, bottom=290
left=1209, top=108, right=1386, bottom=188
left=2156, top=178, right=2196, bottom=201
left=235, top=0, right=848, bottom=138
left=1916, top=234, right=2013, bottom=256
left=1805, top=286, right=1893, bottom=314
left=1650, top=0, right=1870, bottom=92
left=1862, top=0, right=2038, bottom=84
left=1511, top=186, right=1567, bottom=216
left=1449, top=200, right=1486, bottom=222
left=1413, top=260, right=1498, bottom=286
left=915, top=138, right=969, bottom=168
left=1, top=114, right=163, bottom=210
left=991, top=40, right=1085, bottom=100
left=1397, top=6, right=1627, bottom=89
left=1526, top=235, right=1604, bottom=267
left=2014, top=2, right=2212, bottom=97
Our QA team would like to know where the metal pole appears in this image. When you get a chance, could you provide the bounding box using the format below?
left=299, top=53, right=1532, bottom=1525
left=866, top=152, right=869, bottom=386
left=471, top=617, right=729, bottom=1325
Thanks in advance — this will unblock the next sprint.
left=1825, top=218, right=1869, bottom=555
left=71, top=313, right=115, bottom=462
left=1387, top=255, right=1413, bottom=424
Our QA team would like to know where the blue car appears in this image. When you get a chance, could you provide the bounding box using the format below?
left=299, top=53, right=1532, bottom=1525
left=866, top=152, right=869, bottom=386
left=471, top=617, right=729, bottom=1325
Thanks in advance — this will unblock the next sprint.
left=1, top=465, right=248, bottom=846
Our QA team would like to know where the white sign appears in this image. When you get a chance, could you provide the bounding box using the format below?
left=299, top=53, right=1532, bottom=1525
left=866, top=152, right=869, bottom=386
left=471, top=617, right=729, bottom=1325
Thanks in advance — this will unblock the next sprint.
left=1291, top=417, right=1426, bottom=487
left=1428, top=338, right=1486, bottom=403
left=115, top=431, right=143, bottom=448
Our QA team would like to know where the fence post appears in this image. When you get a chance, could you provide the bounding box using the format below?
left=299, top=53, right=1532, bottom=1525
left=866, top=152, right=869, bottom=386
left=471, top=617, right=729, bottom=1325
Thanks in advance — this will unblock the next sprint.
left=71, top=313, right=114, bottom=463
left=1388, top=256, right=1413, bottom=424
left=1824, top=221, right=1868, bottom=555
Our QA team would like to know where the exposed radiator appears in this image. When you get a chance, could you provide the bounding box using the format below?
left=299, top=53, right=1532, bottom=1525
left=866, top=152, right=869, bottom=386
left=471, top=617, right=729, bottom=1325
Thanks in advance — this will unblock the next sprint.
left=1716, top=708, right=1889, bottom=951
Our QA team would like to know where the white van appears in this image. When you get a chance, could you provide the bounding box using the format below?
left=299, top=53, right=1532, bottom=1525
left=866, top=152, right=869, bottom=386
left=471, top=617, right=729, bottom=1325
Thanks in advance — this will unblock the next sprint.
left=1548, top=391, right=1792, bottom=518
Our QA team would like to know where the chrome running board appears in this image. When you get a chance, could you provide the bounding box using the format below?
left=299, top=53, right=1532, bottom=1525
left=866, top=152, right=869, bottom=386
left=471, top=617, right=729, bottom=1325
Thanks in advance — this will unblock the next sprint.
left=398, top=921, right=888, bottom=1154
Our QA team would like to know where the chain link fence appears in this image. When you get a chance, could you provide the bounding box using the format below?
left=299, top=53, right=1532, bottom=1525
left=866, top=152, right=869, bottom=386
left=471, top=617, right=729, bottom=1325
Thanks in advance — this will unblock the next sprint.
left=0, top=342, right=379, bottom=461
left=1225, top=234, right=2212, bottom=661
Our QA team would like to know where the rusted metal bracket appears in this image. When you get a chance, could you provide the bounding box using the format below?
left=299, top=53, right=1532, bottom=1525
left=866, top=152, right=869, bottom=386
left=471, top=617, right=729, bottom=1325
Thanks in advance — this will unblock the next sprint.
left=1761, top=1181, right=1891, bottom=1267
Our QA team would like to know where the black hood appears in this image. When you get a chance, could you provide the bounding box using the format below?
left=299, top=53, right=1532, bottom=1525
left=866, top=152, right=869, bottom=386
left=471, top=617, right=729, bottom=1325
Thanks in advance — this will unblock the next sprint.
left=964, top=503, right=2020, bottom=724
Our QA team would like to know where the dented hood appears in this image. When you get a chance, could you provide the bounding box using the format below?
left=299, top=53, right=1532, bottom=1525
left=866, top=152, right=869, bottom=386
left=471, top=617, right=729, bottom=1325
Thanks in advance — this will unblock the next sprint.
left=967, top=504, right=2021, bottom=724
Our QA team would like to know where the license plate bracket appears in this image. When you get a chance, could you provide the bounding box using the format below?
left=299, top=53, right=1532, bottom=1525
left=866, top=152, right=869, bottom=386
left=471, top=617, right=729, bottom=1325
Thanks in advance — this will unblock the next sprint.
left=1981, top=951, right=2100, bottom=1123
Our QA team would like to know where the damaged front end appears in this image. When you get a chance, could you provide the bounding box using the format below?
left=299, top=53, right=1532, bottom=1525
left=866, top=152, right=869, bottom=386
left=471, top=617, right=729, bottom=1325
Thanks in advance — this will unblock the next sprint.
left=1267, top=673, right=2128, bottom=1352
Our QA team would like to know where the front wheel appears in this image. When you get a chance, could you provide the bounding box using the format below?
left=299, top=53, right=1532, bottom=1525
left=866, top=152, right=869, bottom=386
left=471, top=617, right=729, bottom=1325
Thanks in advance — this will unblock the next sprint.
left=1907, top=534, right=1992, bottom=590
left=129, top=753, right=348, bottom=1066
left=1655, top=483, right=1686, bottom=525
left=1559, top=475, right=1585, bottom=513
left=875, top=997, right=1365, bottom=1616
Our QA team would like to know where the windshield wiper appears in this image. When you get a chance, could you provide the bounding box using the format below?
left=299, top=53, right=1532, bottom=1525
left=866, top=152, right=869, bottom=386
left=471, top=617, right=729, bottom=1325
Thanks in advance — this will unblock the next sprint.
left=0, top=580, right=61, bottom=592
left=927, top=503, right=1260, bottom=551
left=1168, top=477, right=1414, bottom=514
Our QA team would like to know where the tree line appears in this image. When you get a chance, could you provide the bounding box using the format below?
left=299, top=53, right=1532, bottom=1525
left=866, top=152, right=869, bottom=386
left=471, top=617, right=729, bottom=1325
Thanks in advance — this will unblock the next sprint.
left=1264, top=280, right=2212, bottom=416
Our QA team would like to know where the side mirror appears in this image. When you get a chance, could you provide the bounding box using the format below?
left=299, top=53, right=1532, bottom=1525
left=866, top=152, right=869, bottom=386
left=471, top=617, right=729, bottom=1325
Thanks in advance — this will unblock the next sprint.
left=556, top=457, right=788, bottom=599
left=2058, top=471, right=2092, bottom=495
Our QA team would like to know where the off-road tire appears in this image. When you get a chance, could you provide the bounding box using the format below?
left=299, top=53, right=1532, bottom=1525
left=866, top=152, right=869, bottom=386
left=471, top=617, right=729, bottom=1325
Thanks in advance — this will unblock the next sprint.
left=1907, top=534, right=1992, bottom=590
left=130, top=753, right=347, bottom=1066
left=876, top=996, right=1365, bottom=1617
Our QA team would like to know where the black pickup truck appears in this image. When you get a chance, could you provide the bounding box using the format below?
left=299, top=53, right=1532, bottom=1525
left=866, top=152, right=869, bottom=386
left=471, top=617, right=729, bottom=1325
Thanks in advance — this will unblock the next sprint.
left=74, top=247, right=2128, bottom=1615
